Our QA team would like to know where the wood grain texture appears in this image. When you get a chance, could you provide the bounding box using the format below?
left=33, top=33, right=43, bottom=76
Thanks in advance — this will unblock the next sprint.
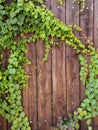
left=37, top=40, right=52, bottom=130
left=0, top=116, right=6, bottom=130
left=66, top=0, right=80, bottom=114
left=94, top=0, right=98, bottom=48
left=37, top=1, right=52, bottom=129
left=51, top=0, right=66, bottom=125
left=23, top=42, right=38, bottom=130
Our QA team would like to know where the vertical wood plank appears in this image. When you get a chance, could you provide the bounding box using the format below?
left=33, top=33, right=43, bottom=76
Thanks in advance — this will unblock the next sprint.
left=94, top=0, right=98, bottom=48
left=37, top=39, right=52, bottom=130
left=0, top=116, right=7, bottom=130
left=45, top=0, right=51, bottom=9
left=37, top=1, right=52, bottom=129
left=80, top=0, right=94, bottom=129
left=7, top=123, right=11, bottom=130
left=51, top=0, right=66, bottom=125
left=94, top=0, right=98, bottom=129
left=51, top=0, right=65, bottom=22
left=52, top=44, right=66, bottom=122
left=23, top=42, right=37, bottom=130
left=45, top=2, right=53, bottom=129
left=66, top=0, right=80, bottom=114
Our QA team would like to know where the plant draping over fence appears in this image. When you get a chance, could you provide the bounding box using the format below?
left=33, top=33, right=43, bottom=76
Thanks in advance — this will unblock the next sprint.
left=0, top=0, right=97, bottom=130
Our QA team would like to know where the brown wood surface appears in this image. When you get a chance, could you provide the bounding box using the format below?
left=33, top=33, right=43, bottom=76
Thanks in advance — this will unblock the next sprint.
left=1, top=0, right=98, bottom=130
left=66, top=0, right=80, bottom=114
left=37, top=2, right=52, bottom=130
left=0, top=116, right=6, bottom=130
left=51, top=0, right=66, bottom=125
left=37, top=40, right=52, bottom=130
left=94, top=0, right=98, bottom=48
left=23, top=42, right=38, bottom=130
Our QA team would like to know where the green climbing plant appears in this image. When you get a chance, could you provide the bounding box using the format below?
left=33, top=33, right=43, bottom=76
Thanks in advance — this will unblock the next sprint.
left=73, top=0, right=86, bottom=13
left=1, top=0, right=98, bottom=130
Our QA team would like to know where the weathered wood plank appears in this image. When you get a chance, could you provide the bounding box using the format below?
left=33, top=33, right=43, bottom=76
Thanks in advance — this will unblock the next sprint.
left=52, top=44, right=66, bottom=121
left=45, top=0, right=51, bottom=9
left=66, top=0, right=80, bottom=114
left=37, top=39, right=52, bottom=130
left=23, top=42, right=37, bottom=130
left=51, top=0, right=66, bottom=125
left=94, top=117, right=98, bottom=130
left=0, top=116, right=6, bottom=130
left=7, top=123, right=11, bottom=130
left=37, top=1, right=52, bottom=129
left=94, top=0, right=98, bottom=48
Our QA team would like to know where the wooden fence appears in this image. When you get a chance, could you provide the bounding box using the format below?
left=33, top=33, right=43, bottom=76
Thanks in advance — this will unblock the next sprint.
left=0, top=0, right=98, bottom=129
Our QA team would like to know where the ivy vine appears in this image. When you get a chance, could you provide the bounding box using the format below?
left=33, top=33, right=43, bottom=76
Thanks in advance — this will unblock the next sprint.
left=0, top=0, right=97, bottom=130
left=73, top=0, right=86, bottom=13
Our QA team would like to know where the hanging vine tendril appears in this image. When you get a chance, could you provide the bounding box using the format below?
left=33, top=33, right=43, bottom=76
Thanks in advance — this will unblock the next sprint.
left=0, top=0, right=97, bottom=130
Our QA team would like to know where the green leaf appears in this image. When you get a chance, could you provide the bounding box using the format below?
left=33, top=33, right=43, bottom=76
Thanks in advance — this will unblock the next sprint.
left=16, top=101, right=21, bottom=106
left=0, top=5, right=4, bottom=10
left=14, top=84, right=20, bottom=90
left=9, top=68, right=16, bottom=75
left=10, top=18, right=18, bottom=25
left=24, top=121, right=29, bottom=127
left=17, top=95, right=21, bottom=100
left=18, top=14, right=25, bottom=22
left=77, top=108, right=82, bottom=113
left=5, top=113, right=10, bottom=120
left=11, top=110, right=16, bottom=115
left=75, top=123, right=79, bottom=129
left=87, top=119, right=91, bottom=126
left=20, top=112, right=25, bottom=118
left=81, top=110, right=87, bottom=116
left=0, top=72, right=2, bottom=80
left=88, top=126, right=92, bottom=130
left=17, top=0, right=24, bottom=7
